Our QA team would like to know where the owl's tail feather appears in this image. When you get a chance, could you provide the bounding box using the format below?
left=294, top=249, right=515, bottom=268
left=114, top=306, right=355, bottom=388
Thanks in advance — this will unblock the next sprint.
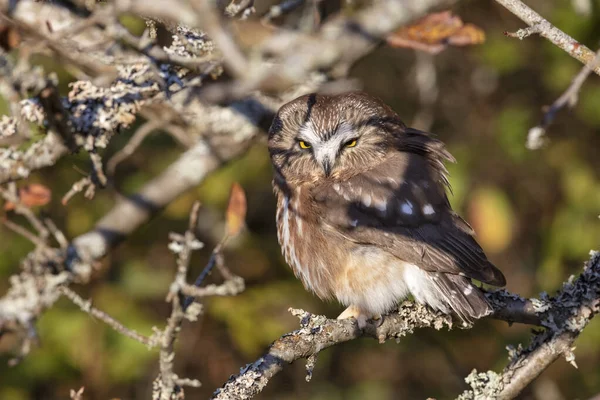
left=433, top=273, right=493, bottom=324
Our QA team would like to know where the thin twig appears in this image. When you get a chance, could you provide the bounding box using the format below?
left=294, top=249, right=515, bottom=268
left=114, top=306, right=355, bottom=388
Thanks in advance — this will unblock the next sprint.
left=155, top=201, right=204, bottom=400
left=43, top=218, right=69, bottom=249
left=188, top=0, right=249, bottom=78
left=0, top=13, right=116, bottom=80
left=0, top=186, right=50, bottom=240
left=504, top=23, right=542, bottom=40
left=526, top=47, right=600, bottom=149
left=62, top=176, right=95, bottom=205
left=89, top=152, right=107, bottom=187
left=2, top=218, right=47, bottom=248
left=107, top=119, right=165, bottom=175
left=59, top=286, right=158, bottom=348
left=181, top=276, right=245, bottom=297
left=112, top=22, right=220, bottom=71
left=174, top=377, right=202, bottom=388
left=182, top=241, right=225, bottom=310
left=496, top=0, right=600, bottom=75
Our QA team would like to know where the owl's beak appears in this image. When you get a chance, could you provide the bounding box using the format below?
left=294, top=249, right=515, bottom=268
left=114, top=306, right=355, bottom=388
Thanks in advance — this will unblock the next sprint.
left=322, top=159, right=332, bottom=177
left=314, top=148, right=334, bottom=177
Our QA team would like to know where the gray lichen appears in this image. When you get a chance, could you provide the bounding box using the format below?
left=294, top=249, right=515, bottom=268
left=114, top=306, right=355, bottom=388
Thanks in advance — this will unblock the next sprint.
left=458, top=369, right=503, bottom=400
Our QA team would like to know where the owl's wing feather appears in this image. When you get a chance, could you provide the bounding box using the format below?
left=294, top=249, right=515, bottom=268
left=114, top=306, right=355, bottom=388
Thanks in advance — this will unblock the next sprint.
left=312, top=132, right=505, bottom=287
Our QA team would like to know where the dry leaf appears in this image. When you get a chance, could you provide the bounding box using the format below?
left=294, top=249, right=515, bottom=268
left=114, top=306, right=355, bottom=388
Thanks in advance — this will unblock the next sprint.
left=226, top=183, right=247, bottom=237
left=386, top=11, right=485, bottom=54
left=0, top=24, right=20, bottom=51
left=447, top=24, right=486, bottom=47
left=4, top=184, right=52, bottom=211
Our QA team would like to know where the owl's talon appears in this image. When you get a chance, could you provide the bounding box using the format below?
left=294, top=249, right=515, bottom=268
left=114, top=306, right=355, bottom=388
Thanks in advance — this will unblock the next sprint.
left=338, top=305, right=370, bottom=329
left=371, top=314, right=384, bottom=327
left=356, top=314, right=368, bottom=329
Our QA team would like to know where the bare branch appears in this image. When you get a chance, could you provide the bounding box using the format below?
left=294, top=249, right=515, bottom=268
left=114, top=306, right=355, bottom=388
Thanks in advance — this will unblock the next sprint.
left=0, top=186, right=49, bottom=241
left=107, top=119, right=166, bottom=176
left=59, top=286, right=158, bottom=348
left=181, top=276, right=245, bottom=298
left=188, top=0, right=249, bottom=78
left=154, top=202, right=204, bottom=400
left=62, top=176, right=96, bottom=205
left=2, top=218, right=46, bottom=248
left=504, top=23, right=542, bottom=40
left=526, top=48, right=600, bottom=149
left=496, top=0, right=600, bottom=76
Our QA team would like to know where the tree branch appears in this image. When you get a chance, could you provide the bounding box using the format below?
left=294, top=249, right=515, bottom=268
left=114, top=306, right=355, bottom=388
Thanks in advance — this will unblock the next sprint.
left=526, top=48, right=600, bottom=149
left=213, top=251, right=600, bottom=400
left=59, top=286, right=158, bottom=348
left=489, top=251, right=600, bottom=399
left=495, top=0, right=600, bottom=76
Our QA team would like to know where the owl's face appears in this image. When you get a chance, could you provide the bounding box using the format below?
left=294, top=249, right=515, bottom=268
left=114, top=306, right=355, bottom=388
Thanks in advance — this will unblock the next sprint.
left=268, top=92, right=405, bottom=185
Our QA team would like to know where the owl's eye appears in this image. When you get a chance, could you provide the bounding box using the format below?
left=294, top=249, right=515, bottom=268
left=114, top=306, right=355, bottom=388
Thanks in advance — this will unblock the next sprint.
left=344, top=139, right=358, bottom=148
left=298, top=141, right=312, bottom=149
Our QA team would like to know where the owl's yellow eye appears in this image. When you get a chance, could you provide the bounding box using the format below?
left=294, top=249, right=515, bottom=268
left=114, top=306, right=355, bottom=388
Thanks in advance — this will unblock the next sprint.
left=299, top=141, right=311, bottom=149
left=345, top=139, right=358, bottom=148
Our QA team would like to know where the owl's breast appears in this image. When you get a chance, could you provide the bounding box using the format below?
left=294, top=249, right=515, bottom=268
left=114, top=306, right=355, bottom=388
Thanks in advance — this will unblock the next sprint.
left=275, top=186, right=345, bottom=300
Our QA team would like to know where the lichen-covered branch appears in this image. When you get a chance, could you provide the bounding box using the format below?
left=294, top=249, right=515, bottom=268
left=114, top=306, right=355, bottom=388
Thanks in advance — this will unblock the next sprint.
left=213, top=251, right=600, bottom=400
left=461, top=251, right=600, bottom=399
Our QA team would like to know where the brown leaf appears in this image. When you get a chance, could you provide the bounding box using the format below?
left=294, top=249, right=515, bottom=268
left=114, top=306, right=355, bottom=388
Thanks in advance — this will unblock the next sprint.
left=0, top=24, right=20, bottom=51
left=447, top=24, right=486, bottom=47
left=386, top=11, right=485, bottom=54
left=226, top=183, right=247, bottom=237
left=4, top=184, right=52, bottom=211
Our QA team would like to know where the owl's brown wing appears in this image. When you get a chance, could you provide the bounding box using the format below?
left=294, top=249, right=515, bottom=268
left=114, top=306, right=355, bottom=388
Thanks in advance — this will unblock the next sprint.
left=311, top=132, right=505, bottom=287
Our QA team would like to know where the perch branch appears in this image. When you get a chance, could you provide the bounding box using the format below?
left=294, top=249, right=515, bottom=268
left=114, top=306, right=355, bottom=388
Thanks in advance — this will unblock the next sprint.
left=213, top=252, right=600, bottom=400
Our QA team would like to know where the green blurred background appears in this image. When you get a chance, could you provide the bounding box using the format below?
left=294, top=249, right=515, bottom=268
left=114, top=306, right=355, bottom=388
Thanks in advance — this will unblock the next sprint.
left=1, top=0, right=600, bottom=399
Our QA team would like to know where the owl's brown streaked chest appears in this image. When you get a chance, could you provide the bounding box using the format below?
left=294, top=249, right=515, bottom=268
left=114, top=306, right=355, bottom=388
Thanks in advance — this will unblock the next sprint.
left=274, top=183, right=344, bottom=300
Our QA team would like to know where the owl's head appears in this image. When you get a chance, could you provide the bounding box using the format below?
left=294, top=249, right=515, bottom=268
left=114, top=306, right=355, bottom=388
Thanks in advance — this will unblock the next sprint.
left=268, top=92, right=406, bottom=184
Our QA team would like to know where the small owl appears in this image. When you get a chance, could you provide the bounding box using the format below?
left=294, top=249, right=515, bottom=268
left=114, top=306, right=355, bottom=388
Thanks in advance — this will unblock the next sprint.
left=268, top=92, right=505, bottom=328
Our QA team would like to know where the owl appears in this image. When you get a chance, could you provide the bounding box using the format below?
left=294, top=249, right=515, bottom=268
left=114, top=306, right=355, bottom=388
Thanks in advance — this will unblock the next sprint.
left=268, top=92, right=505, bottom=328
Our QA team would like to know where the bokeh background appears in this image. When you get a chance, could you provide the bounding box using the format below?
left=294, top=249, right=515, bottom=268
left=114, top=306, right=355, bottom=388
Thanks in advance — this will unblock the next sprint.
left=1, top=0, right=600, bottom=399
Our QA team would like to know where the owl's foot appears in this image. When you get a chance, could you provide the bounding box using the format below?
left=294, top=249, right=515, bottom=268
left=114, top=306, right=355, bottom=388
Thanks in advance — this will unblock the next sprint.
left=337, top=305, right=369, bottom=329
left=371, top=314, right=384, bottom=327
